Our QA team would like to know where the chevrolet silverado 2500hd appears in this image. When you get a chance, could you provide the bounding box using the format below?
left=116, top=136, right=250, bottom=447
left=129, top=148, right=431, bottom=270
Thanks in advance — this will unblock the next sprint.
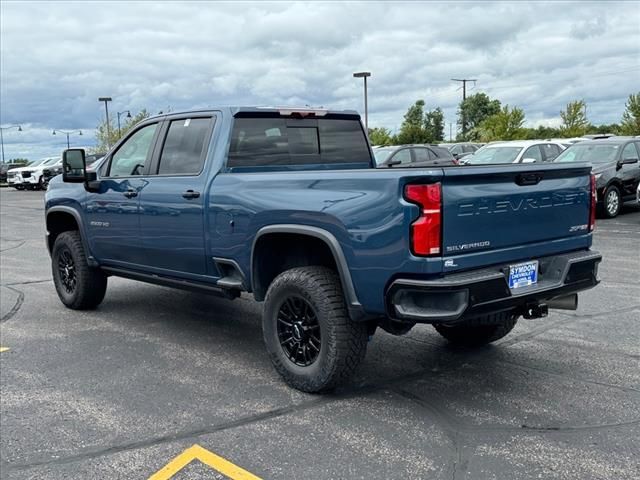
left=45, top=107, right=602, bottom=392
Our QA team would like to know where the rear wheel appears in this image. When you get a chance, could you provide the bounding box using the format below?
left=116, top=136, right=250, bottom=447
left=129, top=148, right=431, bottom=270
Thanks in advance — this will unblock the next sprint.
left=52, top=231, right=107, bottom=309
left=602, top=185, right=621, bottom=218
left=262, top=266, right=368, bottom=393
left=433, top=312, right=518, bottom=346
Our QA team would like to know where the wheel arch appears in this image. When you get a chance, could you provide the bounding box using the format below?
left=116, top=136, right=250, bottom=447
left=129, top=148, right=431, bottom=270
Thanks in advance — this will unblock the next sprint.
left=251, top=225, right=365, bottom=320
left=46, top=207, right=97, bottom=266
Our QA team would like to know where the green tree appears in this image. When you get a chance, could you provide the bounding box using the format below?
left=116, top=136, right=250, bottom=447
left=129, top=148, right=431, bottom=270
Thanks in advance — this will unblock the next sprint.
left=478, top=105, right=526, bottom=141
left=620, top=92, right=640, bottom=135
left=397, top=100, right=428, bottom=144
left=458, top=93, right=501, bottom=140
left=522, top=125, right=561, bottom=140
left=559, top=100, right=588, bottom=137
left=92, top=109, right=151, bottom=153
left=424, top=107, right=445, bottom=142
left=368, top=127, right=393, bottom=146
left=8, top=158, right=30, bottom=165
left=586, top=123, right=620, bottom=135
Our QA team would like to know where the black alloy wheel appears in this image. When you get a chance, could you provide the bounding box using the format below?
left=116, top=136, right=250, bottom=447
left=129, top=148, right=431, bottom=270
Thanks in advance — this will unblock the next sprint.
left=57, top=248, right=77, bottom=294
left=277, top=296, right=321, bottom=367
left=51, top=231, right=108, bottom=309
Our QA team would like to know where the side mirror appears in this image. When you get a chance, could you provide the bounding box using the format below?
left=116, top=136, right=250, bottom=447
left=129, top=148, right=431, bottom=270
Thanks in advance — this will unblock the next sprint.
left=521, top=158, right=537, bottom=163
left=62, top=149, right=87, bottom=183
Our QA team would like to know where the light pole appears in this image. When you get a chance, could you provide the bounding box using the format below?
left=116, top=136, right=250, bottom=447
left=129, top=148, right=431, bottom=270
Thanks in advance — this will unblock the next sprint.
left=353, top=71, right=371, bottom=131
left=52, top=130, right=82, bottom=149
left=98, top=97, right=113, bottom=146
left=0, top=125, right=22, bottom=164
left=117, top=110, right=132, bottom=137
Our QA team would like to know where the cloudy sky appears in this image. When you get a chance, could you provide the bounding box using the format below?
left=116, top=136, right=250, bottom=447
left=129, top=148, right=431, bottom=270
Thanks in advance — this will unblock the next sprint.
left=1, top=1, right=639, bottom=160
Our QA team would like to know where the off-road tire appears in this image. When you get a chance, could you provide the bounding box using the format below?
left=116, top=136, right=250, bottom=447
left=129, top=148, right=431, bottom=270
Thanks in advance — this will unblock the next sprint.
left=52, top=231, right=107, bottom=309
left=263, top=266, right=368, bottom=393
left=601, top=184, right=621, bottom=218
left=433, top=312, right=518, bottom=346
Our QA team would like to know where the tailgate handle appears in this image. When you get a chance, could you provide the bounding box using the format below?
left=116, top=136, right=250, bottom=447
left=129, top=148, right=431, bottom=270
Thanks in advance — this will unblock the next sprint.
left=516, top=173, right=543, bottom=186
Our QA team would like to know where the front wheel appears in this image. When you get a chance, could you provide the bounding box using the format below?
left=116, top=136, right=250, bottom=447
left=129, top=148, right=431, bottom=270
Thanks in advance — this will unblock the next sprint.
left=52, top=231, right=107, bottom=309
left=262, top=266, right=368, bottom=393
left=433, top=312, right=518, bottom=346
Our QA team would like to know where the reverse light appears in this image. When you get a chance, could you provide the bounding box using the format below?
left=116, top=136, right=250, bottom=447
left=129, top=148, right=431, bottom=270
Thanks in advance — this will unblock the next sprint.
left=589, top=173, right=597, bottom=232
left=404, top=183, right=442, bottom=256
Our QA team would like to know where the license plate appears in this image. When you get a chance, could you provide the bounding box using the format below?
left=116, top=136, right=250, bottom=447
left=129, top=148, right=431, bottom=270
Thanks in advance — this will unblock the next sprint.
left=508, top=260, right=538, bottom=289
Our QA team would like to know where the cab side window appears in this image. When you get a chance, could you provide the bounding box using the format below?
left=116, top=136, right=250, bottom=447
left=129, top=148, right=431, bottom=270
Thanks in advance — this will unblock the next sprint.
left=413, top=148, right=429, bottom=162
left=156, top=118, right=214, bottom=175
left=390, top=149, right=412, bottom=165
left=622, top=143, right=639, bottom=161
left=522, top=145, right=543, bottom=162
left=541, top=144, right=561, bottom=162
left=108, top=124, right=158, bottom=177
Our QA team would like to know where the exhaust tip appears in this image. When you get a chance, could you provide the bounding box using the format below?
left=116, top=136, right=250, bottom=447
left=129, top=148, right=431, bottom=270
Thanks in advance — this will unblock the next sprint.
left=548, top=294, right=578, bottom=311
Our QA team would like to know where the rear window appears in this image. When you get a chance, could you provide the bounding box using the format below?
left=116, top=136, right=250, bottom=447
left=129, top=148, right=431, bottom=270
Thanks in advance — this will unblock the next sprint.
left=228, top=116, right=371, bottom=168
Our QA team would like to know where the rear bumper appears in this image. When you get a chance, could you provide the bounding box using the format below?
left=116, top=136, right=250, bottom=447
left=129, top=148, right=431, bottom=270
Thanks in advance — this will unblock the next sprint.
left=386, top=250, right=601, bottom=324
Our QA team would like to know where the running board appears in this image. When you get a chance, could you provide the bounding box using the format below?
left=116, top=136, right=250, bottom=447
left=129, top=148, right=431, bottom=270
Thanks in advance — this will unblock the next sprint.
left=101, top=266, right=240, bottom=299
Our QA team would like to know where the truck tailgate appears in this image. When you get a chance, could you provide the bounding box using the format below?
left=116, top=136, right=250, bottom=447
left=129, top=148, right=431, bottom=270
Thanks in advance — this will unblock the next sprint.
left=440, top=164, right=593, bottom=272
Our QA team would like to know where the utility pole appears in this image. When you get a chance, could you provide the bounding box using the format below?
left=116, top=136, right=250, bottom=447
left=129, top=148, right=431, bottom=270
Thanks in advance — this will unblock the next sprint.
left=452, top=78, right=476, bottom=138
left=98, top=97, right=113, bottom=147
left=353, top=72, right=371, bottom=131
left=449, top=123, right=453, bottom=142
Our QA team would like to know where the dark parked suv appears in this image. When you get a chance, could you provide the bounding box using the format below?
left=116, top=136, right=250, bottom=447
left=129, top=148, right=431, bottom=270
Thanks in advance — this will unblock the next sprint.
left=554, top=138, right=640, bottom=218
left=373, top=144, right=456, bottom=167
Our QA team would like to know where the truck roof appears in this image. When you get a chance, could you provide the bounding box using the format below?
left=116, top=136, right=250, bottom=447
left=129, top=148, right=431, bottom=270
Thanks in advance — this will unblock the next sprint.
left=147, top=106, right=360, bottom=121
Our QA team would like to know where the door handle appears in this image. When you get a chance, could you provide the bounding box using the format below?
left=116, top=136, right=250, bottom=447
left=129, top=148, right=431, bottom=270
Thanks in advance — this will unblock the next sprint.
left=182, top=190, right=200, bottom=199
left=123, top=189, right=138, bottom=198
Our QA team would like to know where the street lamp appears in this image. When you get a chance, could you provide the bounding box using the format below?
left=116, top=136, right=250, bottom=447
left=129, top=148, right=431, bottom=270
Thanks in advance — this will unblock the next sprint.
left=117, top=110, right=132, bottom=137
left=0, top=124, right=22, bottom=164
left=353, top=71, right=371, bottom=131
left=98, top=97, right=113, bottom=146
left=52, top=130, right=82, bottom=149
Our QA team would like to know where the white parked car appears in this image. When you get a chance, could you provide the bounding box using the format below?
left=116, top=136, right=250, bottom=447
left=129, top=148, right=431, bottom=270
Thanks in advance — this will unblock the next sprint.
left=7, top=157, right=60, bottom=190
left=637, top=182, right=640, bottom=205
left=463, top=140, right=567, bottom=165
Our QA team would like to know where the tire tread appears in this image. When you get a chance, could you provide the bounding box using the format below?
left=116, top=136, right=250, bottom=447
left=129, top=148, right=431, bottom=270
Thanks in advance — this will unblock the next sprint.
left=52, top=231, right=107, bottom=310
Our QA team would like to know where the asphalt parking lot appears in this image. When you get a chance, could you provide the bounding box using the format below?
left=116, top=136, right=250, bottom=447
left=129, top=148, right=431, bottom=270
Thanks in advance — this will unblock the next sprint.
left=1, top=188, right=639, bottom=480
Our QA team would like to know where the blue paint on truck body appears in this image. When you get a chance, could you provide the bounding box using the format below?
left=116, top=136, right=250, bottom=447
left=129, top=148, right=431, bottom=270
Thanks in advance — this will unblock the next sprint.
left=46, top=107, right=599, bottom=321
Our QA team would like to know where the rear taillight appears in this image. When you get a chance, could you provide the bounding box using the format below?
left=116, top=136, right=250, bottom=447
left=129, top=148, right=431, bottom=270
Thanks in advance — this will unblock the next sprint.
left=404, top=183, right=442, bottom=256
left=589, top=173, right=596, bottom=232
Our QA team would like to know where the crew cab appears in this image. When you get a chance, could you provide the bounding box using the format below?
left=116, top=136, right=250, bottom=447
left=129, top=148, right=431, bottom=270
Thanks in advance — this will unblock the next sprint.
left=45, top=107, right=602, bottom=392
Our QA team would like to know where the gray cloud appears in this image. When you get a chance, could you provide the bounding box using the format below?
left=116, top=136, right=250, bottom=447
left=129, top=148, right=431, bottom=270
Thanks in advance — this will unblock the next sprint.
left=0, top=1, right=638, bottom=160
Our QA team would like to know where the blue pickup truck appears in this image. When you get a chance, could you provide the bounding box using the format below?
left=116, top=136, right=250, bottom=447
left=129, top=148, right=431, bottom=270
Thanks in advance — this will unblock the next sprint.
left=45, top=107, right=602, bottom=392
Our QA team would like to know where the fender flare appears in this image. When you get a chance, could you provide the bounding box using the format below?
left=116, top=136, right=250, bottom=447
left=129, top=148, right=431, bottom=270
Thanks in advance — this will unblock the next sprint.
left=46, top=206, right=98, bottom=267
left=251, top=224, right=366, bottom=320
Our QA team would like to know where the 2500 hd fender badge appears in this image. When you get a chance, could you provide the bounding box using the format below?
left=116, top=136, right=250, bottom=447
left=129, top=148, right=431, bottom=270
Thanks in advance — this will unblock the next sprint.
left=445, top=241, right=490, bottom=253
left=90, top=221, right=110, bottom=227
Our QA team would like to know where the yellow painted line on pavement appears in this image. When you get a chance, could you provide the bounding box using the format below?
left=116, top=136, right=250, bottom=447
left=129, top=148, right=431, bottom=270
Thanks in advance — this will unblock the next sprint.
left=149, top=444, right=262, bottom=480
left=0, top=347, right=9, bottom=353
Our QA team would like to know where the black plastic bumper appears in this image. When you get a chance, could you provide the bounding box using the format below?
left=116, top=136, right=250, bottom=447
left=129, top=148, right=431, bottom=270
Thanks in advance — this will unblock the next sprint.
left=386, top=250, right=601, bottom=324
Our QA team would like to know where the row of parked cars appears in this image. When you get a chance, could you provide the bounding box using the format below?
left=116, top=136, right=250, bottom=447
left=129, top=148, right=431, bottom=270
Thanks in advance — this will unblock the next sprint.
left=373, top=136, right=640, bottom=218
left=3, top=154, right=104, bottom=190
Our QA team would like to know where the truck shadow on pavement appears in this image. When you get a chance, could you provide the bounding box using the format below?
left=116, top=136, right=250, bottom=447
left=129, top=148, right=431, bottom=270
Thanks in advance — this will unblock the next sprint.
left=96, top=281, right=640, bottom=431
